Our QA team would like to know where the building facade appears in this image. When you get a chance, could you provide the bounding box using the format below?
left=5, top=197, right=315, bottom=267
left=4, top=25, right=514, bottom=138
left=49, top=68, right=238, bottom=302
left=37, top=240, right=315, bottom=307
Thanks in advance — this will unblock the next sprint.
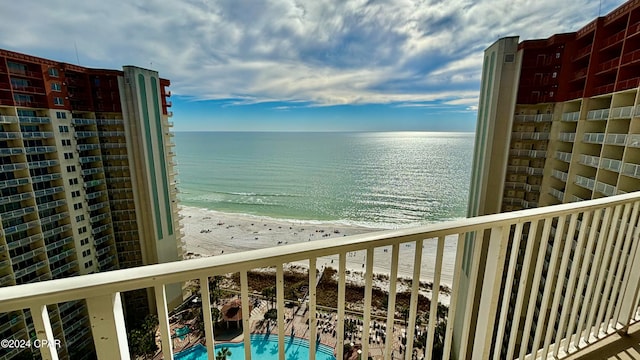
left=0, top=49, right=183, bottom=359
left=462, top=0, right=640, bottom=358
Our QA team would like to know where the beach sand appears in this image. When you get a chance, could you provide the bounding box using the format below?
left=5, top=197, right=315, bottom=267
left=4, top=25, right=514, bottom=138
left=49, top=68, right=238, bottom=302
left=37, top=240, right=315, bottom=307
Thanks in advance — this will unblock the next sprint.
left=180, top=206, right=458, bottom=289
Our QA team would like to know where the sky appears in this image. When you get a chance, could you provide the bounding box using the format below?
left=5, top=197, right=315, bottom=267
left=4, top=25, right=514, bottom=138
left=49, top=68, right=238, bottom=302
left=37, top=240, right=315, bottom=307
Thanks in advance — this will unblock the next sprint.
left=0, top=0, right=626, bottom=132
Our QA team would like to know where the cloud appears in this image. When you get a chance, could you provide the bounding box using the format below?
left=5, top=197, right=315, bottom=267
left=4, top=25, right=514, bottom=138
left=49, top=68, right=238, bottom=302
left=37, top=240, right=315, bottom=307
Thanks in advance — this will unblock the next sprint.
left=0, top=0, right=625, bottom=108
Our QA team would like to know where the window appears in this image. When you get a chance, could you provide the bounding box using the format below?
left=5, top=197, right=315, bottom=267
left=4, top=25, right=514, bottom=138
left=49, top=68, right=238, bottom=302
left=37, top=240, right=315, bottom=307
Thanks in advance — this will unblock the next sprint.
left=62, top=139, right=71, bottom=147
left=76, top=214, right=85, bottom=222
left=63, top=152, right=74, bottom=160
left=552, top=72, right=557, bottom=78
left=59, top=125, right=69, bottom=133
left=72, top=190, right=80, bottom=198
left=53, top=97, right=64, bottom=106
left=504, top=54, right=515, bottom=63
left=48, top=68, right=59, bottom=77
left=80, top=238, right=89, bottom=246
left=51, top=83, right=61, bottom=91
left=66, top=165, right=76, bottom=172
left=82, top=249, right=91, bottom=257
left=68, top=178, right=78, bottom=186
left=79, top=226, right=87, bottom=234
left=73, top=203, right=83, bottom=210
left=84, top=260, right=93, bottom=269
left=56, top=111, right=66, bottom=119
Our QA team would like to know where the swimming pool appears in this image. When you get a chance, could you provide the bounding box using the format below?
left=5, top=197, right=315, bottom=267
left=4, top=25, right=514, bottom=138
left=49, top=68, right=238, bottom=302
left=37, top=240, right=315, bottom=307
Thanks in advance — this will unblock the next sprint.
left=174, top=334, right=336, bottom=360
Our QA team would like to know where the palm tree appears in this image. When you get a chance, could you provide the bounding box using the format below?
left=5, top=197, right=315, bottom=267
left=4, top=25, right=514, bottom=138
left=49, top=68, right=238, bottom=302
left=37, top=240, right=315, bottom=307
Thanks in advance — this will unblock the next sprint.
left=262, top=286, right=276, bottom=309
left=216, top=347, right=232, bottom=360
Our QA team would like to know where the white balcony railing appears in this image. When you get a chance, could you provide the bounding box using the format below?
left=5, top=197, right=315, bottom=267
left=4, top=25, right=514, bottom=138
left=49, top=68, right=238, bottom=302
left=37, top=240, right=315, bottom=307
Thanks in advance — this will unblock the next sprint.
left=0, top=194, right=639, bottom=360
left=561, top=111, right=580, bottom=122
left=610, top=106, right=635, bottom=119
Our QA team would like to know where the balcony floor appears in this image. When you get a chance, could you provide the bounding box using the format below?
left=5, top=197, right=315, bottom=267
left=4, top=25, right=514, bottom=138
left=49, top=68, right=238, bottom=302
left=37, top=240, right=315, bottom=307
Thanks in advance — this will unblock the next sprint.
left=566, top=322, right=640, bottom=360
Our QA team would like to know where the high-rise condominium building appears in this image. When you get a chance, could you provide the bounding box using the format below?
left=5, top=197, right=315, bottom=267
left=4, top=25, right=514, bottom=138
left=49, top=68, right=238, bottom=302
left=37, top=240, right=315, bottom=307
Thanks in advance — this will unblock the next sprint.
left=461, top=0, right=640, bottom=358
left=0, top=49, right=183, bottom=359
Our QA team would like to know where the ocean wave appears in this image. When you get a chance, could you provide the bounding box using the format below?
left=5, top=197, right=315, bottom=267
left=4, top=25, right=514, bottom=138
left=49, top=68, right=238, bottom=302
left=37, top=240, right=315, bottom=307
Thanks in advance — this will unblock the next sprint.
left=209, top=190, right=301, bottom=198
left=179, top=205, right=467, bottom=230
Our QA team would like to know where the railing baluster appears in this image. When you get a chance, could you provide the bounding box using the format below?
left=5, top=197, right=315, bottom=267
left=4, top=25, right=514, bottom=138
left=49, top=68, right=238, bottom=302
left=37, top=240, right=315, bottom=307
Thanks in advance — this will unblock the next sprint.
left=336, top=252, right=347, bottom=360
left=531, top=216, right=566, bottom=358
left=542, top=213, right=578, bottom=358
left=576, top=207, right=613, bottom=346
left=199, top=276, right=215, bottom=360
left=492, top=223, right=524, bottom=360
left=85, top=293, right=130, bottom=360
left=472, top=225, right=509, bottom=359
left=309, top=257, right=317, bottom=360
left=240, top=271, right=252, bottom=360
left=424, top=237, right=441, bottom=360
left=405, top=239, right=424, bottom=360
left=606, top=202, right=638, bottom=330
left=594, top=205, right=627, bottom=336
left=565, top=208, right=603, bottom=353
left=458, top=230, right=487, bottom=359
left=361, top=248, right=374, bottom=359
left=154, top=285, right=174, bottom=360
left=276, top=264, right=285, bottom=360
left=442, top=233, right=465, bottom=360
left=507, top=221, right=539, bottom=359
left=554, top=211, right=593, bottom=357
left=30, top=304, right=59, bottom=360
left=384, top=243, right=400, bottom=359
left=518, top=218, right=553, bottom=360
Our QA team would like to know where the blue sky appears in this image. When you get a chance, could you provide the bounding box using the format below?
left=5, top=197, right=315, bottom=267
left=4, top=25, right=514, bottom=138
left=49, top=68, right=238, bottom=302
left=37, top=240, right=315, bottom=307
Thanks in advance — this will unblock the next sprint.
left=0, top=0, right=625, bottom=132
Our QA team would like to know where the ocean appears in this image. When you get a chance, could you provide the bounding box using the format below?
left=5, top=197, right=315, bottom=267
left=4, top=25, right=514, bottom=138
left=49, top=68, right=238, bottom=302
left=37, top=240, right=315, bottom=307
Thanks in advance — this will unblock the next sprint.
left=174, top=131, right=474, bottom=229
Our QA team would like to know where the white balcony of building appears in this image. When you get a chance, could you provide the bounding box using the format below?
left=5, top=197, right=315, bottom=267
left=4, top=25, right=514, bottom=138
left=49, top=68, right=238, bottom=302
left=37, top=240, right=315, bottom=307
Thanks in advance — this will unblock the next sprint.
left=579, top=154, right=600, bottom=169
left=575, top=175, right=596, bottom=191
left=558, top=132, right=576, bottom=143
left=583, top=133, right=605, bottom=144
left=552, top=169, right=569, bottom=182
left=604, top=134, right=628, bottom=146
left=586, top=108, right=610, bottom=121
left=1, top=193, right=640, bottom=360
left=609, top=106, right=635, bottom=119
left=556, top=151, right=573, bottom=163
left=561, top=111, right=580, bottom=122
left=628, top=134, right=640, bottom=148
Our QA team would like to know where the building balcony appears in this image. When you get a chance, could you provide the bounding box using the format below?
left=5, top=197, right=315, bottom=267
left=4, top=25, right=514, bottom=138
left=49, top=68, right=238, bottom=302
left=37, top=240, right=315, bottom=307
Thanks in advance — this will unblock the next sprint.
left=558, top=132, right=576, bottom=142
left=622, top=163, right=640, bottom=179
left=18, top=116, right=50, bottom=124
left=514, top=114, right=553, bottom=123
left=561, top=111, right=580, bottom=122
left=575, top=175, right=596, bottom=191
left=549, top=188, right=564, bottom=201
left=605, top=134, right=627, bottom=146
left=0, top=115, right=19, bottom=124
left=610, top=106, right=635, bottom=119
left=595, top=181, right=617, bottom=196
left=0, top=193, right=639, bottom=360
left=600, top=158, right=622, bottom=173
left=583, top=133, right=605, bottom=144
left=586, top=109, right=609, bottom=121
left=579, top=154, right=600, bottom=168
left=556, top=151, right=573, bottom=163
left=511, top=132, right=550, bottom=140
left=552, top=169, right=569, bottom=182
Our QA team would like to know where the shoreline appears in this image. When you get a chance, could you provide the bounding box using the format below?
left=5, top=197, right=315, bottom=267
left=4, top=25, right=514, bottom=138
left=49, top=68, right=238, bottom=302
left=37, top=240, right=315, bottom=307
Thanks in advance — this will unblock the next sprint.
left=179, top=205, right=458, bottom=288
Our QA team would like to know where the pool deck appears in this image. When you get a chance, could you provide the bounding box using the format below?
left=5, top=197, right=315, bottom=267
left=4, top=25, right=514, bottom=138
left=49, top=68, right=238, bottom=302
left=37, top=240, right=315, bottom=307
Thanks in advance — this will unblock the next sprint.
left=156, top=298, right=421, bottom=360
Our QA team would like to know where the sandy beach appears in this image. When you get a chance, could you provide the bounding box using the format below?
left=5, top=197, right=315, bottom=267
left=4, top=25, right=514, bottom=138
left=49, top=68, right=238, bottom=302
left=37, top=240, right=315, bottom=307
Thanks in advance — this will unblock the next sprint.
left=180, top=206, right=458, bottom=288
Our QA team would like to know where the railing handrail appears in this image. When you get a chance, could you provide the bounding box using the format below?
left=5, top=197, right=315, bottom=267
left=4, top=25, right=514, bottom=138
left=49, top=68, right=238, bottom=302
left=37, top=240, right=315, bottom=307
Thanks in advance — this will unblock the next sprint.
left=1, top=192, right=639, bottom=313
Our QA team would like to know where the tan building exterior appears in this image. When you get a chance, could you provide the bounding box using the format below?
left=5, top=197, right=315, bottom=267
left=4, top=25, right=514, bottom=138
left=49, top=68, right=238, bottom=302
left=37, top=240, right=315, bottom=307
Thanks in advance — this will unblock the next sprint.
left=0, top=49, right=183, bottom=359
left=462, top=0, right=640, bottom=358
